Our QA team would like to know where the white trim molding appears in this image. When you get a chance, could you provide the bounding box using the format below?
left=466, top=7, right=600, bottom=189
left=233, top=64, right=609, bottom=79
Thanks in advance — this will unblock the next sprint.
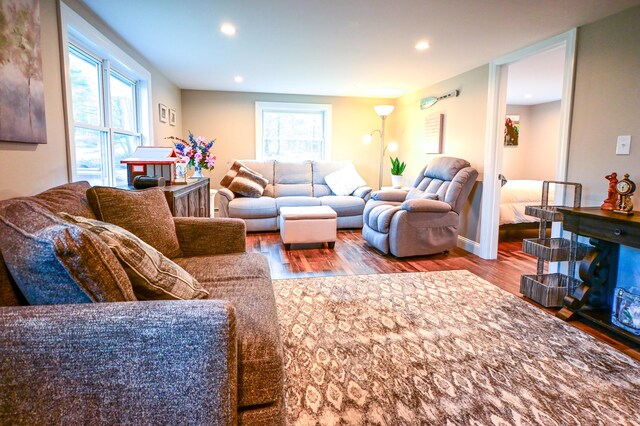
left=457, top=236, right=482, bottom=256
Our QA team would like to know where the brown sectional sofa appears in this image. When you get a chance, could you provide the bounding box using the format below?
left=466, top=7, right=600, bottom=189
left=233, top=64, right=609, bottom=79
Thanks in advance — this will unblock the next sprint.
left=0, top=181, right=284, bottom=425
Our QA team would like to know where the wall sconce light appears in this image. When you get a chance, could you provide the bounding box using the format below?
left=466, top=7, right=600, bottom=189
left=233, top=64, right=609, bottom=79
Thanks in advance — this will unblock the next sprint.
left=363, top=105, right=396, bottom=189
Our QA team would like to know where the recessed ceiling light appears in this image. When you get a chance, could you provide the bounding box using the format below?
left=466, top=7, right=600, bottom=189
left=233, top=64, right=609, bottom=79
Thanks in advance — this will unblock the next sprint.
left=234, top=76, right=243, bottom=83
left=415, top=41, right=430, bottom=50
left=524, top=93, right=533, bottom=99
left=221, top=23, right=236, bottom=36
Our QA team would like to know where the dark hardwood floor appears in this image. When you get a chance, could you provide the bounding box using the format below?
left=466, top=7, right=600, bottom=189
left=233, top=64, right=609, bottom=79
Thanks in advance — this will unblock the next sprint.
left=247, top=229, right=640, bottom=361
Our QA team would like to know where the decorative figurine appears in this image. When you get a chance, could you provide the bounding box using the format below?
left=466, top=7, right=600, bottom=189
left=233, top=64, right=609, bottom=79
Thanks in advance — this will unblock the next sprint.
left=601, top=172, right=618, bottom=211
left=613, top=173, right=636, bottom=215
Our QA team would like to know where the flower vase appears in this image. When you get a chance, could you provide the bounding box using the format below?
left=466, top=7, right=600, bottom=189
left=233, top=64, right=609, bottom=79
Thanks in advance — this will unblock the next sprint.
left=391, top=175, right=403, bottom=189
left=191, top=165, right=203, bottom=179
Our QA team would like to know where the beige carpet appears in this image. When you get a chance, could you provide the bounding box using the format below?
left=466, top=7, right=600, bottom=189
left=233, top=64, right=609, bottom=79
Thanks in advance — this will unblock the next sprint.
left=273, top=270, right=640, bottom=425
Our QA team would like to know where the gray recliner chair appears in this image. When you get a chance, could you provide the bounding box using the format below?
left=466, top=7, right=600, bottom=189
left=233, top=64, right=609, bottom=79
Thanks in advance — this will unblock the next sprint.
left=362, top=156, right=478, bottom=257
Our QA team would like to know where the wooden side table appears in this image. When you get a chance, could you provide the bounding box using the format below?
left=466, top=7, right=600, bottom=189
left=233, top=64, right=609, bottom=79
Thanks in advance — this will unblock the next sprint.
left=163, top=178, right=210, bottom=217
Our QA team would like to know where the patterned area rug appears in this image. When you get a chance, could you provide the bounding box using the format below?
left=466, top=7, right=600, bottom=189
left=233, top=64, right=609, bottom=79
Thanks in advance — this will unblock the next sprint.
left=273, top=270, right=640, bottom=425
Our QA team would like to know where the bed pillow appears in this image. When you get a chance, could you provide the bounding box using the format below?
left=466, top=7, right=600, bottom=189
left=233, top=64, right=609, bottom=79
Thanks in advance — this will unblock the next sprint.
left=0, top=201, right=136, bottom=305
left=60, top=213, right=208, bottom=301
left=405, top=189, right=439, bottom=201
left=228, top=167, right=269, bottom=198
left=86, top=186, right=182, bottom=259
left=324, top=165, right=367, bottom=196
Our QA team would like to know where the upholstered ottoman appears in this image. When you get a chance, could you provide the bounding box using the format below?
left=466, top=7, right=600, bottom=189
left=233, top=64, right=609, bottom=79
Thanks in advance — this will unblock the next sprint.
left=279, top=206, right=337, bottom=250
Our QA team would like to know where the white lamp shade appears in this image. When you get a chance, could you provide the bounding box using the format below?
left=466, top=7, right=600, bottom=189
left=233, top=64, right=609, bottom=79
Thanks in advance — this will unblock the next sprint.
left=387, top=141, right=398, bottom=152
left=374, top=105, right=395, bottom=117
left=362, top=134, right=373, bottom=144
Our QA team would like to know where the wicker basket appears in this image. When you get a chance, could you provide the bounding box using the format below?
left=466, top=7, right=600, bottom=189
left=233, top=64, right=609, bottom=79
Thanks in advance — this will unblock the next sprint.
left=522, top=238, right=589, bottom=262
left=520, top=273, right=581, bottom=308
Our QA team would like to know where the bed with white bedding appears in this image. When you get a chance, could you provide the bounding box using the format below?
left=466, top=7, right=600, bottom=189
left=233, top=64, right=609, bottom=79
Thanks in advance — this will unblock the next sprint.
left=499, top=179, right=554, bottom=226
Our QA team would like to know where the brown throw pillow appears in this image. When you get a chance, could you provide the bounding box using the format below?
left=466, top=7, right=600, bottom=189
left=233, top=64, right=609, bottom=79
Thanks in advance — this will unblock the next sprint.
left=228, top=167, right=269, bottom=198
left=86, top=187, right=182, bottom=259
left=0, top=201, right=136, bottom=305
left=220, top=160, right=245, bottom=188
left=61, top=213, right=208, bottom=301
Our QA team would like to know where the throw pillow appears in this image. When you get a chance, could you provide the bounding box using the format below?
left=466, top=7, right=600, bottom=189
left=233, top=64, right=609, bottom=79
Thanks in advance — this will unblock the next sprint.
left=60, top=213, right=209, bottom=301
left=0, top=201, right=136, bottom=305
left=228, top=167, right=269, bottom=198
left=86, top=186, right=182, bottom=259
left=324, top=164, right=367, bottom=196
left=405, top=189, right=439, bottom=201
left=220, top=160, right=249, bottom=188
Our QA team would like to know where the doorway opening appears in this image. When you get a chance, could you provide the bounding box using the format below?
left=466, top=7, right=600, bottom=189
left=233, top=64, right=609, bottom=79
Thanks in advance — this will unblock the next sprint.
left=479, top=29, right=577, bottom=260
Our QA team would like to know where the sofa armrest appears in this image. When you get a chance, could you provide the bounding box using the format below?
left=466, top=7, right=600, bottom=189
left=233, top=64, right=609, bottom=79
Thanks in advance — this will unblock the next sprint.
left=218, top=187, right=235, bottom=202
left=174, top=217, right=246, bottom=256
left=401, top=199, right=452, bottom=213
left=371, top=189, right=409, bottom=202
left=352, top=186, right=372, bottom=200
left=0, top=300, right=237, bottom=425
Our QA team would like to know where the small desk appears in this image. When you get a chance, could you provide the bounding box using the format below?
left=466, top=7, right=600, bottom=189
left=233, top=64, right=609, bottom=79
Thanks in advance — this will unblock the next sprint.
left=557, top=207, right=640, bottom=345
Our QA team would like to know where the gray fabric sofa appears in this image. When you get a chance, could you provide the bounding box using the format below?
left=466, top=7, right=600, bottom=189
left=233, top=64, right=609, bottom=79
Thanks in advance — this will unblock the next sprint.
left=363, top=156, right=478, bottom=257
left=218, top=160, right=372, bottom=231
left=0, top=182, right=284, bottom=425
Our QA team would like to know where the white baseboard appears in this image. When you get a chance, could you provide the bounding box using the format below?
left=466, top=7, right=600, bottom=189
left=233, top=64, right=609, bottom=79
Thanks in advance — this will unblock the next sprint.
left=457, top=236, right=481, bottom=256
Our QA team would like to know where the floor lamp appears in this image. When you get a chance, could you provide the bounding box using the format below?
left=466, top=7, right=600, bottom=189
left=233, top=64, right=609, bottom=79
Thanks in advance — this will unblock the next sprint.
left=363, top=105, right=397, bottom=189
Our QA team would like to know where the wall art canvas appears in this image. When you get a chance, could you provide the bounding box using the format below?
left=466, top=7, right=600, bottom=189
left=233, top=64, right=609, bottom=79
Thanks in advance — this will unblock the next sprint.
left=424, top=113, right=443, bottom=154
left=504, top=114, right=520, bottom=146
left=0, top=0, right=46, bottom=144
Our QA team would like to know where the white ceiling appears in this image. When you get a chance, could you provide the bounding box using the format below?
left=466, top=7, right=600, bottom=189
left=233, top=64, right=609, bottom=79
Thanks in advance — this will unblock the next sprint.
left=506, top=46, right=566, bottom=105
left=79, top=0, right=640, bottom=98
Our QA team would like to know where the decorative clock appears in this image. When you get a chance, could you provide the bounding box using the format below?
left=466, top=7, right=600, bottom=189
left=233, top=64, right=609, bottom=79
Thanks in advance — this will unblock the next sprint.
left=613, top=173, right=636, bottom=215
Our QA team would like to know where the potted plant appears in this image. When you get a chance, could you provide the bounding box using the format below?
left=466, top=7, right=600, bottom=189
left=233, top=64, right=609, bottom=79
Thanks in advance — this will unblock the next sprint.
left=390, top=156, right=406, bottom=189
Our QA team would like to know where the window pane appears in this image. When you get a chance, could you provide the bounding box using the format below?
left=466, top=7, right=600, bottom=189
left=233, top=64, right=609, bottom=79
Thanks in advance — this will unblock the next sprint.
left=110, top=72, right=136, bottom=132
left=74, top=127, right=106, bottom=186
left=69, top=48, right=101, bottom=126
left=113, top=133, right=140, bottom=187
left=262, top=111, right=325, bottom=160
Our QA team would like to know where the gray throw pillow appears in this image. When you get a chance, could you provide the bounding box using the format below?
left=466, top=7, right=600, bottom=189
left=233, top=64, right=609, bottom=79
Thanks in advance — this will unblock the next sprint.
left=86, top=186, right=182, bottom=259
left=228, top=167, right=269, bottom=198
left=61, top=213, right=209, bottom=301
left=0, top=201, right=136, bottom=305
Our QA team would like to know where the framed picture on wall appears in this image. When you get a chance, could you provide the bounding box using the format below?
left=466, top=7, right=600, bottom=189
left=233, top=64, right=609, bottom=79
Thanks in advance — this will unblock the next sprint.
left=169, top=109, right=176, bottom=127
left=159, top=104, right=168, bottom=123
left=504, top=114, right=520, bottom=146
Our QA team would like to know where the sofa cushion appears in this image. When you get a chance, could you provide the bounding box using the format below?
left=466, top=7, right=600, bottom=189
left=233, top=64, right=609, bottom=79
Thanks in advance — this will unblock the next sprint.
left=32, top=181, right=97, bottom=219
left=323, top=164, right=366, bottom=196
left=175, top=253, right=283, bottom=408
left=274, top=160, right=312, bottom=197
left=61, top=214, right=208, bottom=301
left=228, top=197, right=277, bottom=219
left=319, top=196, right=365, bottom=217
left=312, top=160, right=352, bottom=197
left=275, top=196, right=321, bottom=212
left=0, top=251, right=25, bottom=307
left=228, top=167, right=269, bottom=198
left=0, top=201, right=136, bottom=305
left=87, top=187, right=182, bottom=259
left=424, top=156, right=471, bottom=181
left=405, top=189, right=439, bottom=201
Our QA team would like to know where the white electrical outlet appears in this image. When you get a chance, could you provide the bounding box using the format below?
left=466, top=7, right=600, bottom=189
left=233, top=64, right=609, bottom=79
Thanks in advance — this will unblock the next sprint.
left=616, top=135, right=631, bottom=155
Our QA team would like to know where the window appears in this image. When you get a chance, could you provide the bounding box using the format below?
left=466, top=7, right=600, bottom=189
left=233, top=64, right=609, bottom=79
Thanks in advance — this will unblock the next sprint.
left=256, top=102, right=332, bottom=161
left=61, top=3, right=151, bottom=187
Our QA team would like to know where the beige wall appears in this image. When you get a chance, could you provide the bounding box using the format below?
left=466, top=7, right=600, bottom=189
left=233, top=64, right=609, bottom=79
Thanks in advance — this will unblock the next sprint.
left=0, top=0, right=182, bottom=200
left=181, top=90, right=394, bottom=189
left=503, top=101, right=560, bottom=180
left=394, top=65, right=489, bottom=242
left=568, top=5, right=640, bottom=208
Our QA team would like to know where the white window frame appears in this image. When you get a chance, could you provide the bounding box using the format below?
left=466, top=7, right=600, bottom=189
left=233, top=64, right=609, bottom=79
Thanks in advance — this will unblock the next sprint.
left=60, top=2, right=152, bottom=183
left=255, top=102, right=332, bottom=161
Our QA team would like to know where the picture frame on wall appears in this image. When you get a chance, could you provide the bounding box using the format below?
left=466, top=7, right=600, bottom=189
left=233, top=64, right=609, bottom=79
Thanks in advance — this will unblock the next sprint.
left=169, top=109, right=176, bottom=127
left=504, top=114, right=520, bottom=146
left=159, top=104, right=168, bottom=123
